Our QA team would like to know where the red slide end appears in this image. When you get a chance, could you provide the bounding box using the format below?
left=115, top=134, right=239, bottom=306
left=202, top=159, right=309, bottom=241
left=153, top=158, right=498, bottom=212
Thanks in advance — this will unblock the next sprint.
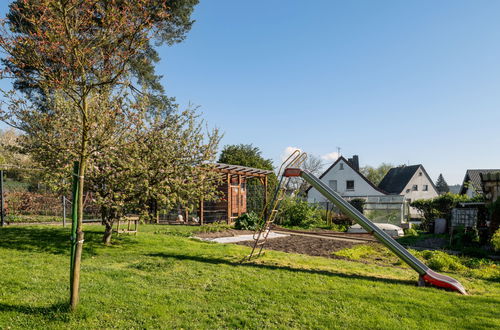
left=421, top=270, right=467, bottom=295
left=283, top=168, right=302, bottom=177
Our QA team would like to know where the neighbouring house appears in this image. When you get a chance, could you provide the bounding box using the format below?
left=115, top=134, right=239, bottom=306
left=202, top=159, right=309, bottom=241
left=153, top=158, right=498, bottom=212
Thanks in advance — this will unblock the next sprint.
left=480, top=172, right=500, bottom=202
left=378, top=164, right=438, bottom=218
left=459, top=169, right=500, bottom=198
left=306, top=155, right=387, bottom=206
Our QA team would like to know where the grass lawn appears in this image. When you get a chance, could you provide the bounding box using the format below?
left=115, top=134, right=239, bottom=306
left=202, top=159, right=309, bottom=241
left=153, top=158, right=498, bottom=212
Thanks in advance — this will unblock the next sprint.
left=0, top=224, right=499, bottom=329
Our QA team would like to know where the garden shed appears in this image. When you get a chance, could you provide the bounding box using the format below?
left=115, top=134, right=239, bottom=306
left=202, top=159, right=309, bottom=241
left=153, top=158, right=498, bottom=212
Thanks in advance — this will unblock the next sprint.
left=199, top=163, right=273, bottom=224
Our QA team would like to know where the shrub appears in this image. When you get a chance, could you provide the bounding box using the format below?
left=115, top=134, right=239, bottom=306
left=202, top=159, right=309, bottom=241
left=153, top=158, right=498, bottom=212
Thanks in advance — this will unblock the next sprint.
left=331, top=214, right=353, bottom=227
left=491, top=229, right=500, bottom=252
left=488, top=197, right=500, bottom=234
left=320, top=223, right=349, bottom=232
left=415, top=250, right=465, bottom=272
left=451, top=226, right=480, bottom=249
left=349, top=198, right=365, bottom=214
left=234, top=212, right=261, bottom=231
left=411, top=193, right=485, bottom=231
left=404, top=227, right=418, bottom=237
left=279, top=197, right=322, bottom=228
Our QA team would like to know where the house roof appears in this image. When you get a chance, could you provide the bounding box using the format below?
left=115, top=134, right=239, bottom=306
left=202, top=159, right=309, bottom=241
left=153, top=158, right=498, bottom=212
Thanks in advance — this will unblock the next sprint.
left=305, top=156, right=387, bottom=194
left=378, top=165, right=436, bottom=194
left=459, top=169, right=500, bottom=194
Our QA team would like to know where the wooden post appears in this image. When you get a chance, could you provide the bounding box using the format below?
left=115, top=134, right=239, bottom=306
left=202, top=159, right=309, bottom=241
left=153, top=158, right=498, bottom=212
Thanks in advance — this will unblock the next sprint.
left=238, top=175, right=242, bottom=217
left=227, top=173, right=231, bottom=224
left=264, top=175, right=268, bottom=212
left=199, top=199, right=204, bottom=225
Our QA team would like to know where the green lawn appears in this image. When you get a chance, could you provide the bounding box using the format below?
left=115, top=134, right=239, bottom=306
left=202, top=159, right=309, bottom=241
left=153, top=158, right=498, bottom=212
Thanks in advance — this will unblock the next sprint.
left=0, top=225, right=499, bottom=329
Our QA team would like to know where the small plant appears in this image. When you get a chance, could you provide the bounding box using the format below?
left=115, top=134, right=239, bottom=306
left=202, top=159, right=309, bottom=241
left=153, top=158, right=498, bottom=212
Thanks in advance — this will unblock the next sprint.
left=234, top=212, right=261, bottom=230
left=404, top=227, right=419, bottom=237
left=414, top=250, right=466, bottom=272
left=491, top=228, right=500, bottom=252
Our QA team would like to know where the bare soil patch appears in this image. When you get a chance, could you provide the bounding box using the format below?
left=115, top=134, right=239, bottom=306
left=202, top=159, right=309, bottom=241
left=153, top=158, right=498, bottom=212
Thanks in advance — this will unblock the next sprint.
left=235, top=235, right=363, bottom=258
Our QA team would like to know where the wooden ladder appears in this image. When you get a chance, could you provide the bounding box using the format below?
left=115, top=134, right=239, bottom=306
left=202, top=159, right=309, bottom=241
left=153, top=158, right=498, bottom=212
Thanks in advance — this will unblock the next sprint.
left=245, top=150, right=307, bottom=261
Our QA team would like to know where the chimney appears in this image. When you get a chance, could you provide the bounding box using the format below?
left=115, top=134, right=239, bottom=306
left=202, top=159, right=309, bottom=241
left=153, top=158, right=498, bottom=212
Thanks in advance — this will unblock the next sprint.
left=348, top=155, right=359, bottom=171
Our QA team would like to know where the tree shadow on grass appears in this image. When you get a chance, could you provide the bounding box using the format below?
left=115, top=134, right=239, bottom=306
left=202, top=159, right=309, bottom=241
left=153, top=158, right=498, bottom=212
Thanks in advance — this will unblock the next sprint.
left=0, top=301, right=71, bottom=322
left=0, top=226, right=135, bottom=257
left=148, top=252, right=417, bottom=287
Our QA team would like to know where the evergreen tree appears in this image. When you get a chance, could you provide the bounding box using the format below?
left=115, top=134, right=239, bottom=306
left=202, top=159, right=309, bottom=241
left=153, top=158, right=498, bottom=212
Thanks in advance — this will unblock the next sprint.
left=435, top=174, right=450, bottom=194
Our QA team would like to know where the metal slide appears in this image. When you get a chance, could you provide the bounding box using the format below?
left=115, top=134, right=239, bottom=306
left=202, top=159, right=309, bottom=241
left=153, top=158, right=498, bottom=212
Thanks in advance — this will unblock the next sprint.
left=284, top=168, right=467, bottom=295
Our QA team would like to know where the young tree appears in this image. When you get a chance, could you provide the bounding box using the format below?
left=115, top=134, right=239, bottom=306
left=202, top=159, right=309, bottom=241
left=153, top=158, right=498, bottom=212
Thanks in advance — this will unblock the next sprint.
left=435, top=174, right=450, bottom=194
left=0, top=0, right=198, bottom=309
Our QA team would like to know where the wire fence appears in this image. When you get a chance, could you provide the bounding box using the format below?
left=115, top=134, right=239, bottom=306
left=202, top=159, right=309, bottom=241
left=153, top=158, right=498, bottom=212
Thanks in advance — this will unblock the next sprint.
left=0, top=169, right=100, bottom=225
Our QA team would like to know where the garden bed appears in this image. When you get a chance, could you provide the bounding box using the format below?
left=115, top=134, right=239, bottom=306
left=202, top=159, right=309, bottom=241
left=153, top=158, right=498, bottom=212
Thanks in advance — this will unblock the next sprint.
left=235, top=234, right=363, bottom=258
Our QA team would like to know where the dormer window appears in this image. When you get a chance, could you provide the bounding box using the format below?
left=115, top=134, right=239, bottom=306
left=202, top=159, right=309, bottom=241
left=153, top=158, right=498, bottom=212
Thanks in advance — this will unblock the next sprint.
left=339, top=163, right=344, bottom=170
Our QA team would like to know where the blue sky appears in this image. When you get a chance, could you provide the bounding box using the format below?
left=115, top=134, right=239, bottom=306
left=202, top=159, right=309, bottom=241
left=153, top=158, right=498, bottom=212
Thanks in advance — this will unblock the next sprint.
left=2, top=1, right=500, bottom=184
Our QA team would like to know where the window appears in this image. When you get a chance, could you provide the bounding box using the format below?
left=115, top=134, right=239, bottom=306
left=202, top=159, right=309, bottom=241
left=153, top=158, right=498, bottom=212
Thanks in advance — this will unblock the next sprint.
left=419, top=172, right=423, bottom=176
left=328, top=180, right=338, bottom=191
left=406, top=189, right=410, bottom=193
left=412, top=185, right=418, bottom=191
left=423, top=185, right=428, bottom=191
left=346, top=180, right=355, bottom=190
left=339, top=163, right=344, bottom=170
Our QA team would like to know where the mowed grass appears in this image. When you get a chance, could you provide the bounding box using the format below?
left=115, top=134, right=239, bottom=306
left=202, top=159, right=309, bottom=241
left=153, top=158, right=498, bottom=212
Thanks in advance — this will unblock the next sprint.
left=0, top=225, right=499, bottom=329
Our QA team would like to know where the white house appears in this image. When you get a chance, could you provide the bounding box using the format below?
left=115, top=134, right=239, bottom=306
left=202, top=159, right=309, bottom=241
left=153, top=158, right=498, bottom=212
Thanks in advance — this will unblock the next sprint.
left=307, top=155, right=387, bottom=205
left=378, top=164, right=438, bottom=218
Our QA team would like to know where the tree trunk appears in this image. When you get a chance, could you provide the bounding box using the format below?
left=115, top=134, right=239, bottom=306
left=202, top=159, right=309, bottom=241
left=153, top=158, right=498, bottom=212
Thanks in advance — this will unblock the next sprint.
left=103, top=222, right=113, bottom=245
left=70, top=137, right=87, bottom=311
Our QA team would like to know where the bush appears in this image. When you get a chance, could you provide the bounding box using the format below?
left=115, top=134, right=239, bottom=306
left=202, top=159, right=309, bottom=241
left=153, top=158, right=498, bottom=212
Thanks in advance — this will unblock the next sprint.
left=488, top=197, right=500, bottom=234
left=234, top=212, right=261, bottom=231
left=491, top=229, right=500, bottom=252
left=349, top=198, right=365, bottom=214
left=451, top=226, right=480, bottom=249
left=404, top=227, right=419, bottom=237
left=411, top=193, right=485, bottom=231
left=279, top=197, right=322, bottom=228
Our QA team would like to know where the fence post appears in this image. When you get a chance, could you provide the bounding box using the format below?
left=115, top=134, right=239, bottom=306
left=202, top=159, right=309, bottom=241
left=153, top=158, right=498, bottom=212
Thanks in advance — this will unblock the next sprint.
left=0, top=170, right=4, bottom=227
left=62, top=196, right=66, bottom=227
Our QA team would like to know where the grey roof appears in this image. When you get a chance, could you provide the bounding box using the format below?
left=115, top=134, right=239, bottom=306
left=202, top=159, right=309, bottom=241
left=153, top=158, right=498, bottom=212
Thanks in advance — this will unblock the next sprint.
left=378, top=165, right=421, bottom=194
left=459, top=169, right=500, bottom=194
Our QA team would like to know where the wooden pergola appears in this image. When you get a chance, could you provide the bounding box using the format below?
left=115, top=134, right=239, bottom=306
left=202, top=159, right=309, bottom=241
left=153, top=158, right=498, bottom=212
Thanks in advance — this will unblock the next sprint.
left=199, top=163, right=273, bottom=225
